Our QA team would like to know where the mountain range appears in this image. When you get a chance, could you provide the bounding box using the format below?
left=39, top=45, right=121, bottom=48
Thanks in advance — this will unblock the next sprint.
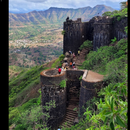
left=9, top=5, right=115, bottom=26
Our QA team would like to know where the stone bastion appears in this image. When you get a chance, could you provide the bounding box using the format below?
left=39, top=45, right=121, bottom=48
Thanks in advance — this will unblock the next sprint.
left=40, top=68, right=104, bottom=129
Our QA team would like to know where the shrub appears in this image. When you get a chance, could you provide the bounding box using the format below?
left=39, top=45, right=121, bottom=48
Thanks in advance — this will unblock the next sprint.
left=102, top=7, right=128, bottom=19
left=117, top=16, right=121, bottom=21
left=59, top=79, right=66, bottom=88
left=124, top=26, right=128, bottom=35
left=79, top=40, right=92, bottom=50
left=80, top=38, right=127, bottom=72
left=61, top=30, right=65, bottom=35
left=103, top=55, right=127, bottom=84
left=111, top=37, right=117, bottom=44
left=51, top=54, right=65, bottom=68
left=102, top=11, right=112, bottom=16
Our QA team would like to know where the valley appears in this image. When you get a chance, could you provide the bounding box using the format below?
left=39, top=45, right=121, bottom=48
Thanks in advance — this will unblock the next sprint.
left=9, top=24, right=63, bottom=69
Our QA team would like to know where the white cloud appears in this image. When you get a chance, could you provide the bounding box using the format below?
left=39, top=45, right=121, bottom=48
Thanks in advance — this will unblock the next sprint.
left=25, top=0, right=47, bottom=3
left=9, top=0, right=126, bottom=13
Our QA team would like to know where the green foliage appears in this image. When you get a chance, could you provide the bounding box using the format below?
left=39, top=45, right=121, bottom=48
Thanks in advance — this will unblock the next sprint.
left=111, top=37, right=117, bottom=44
left=9, top=65, right=49, bottom=107
left=102, top=11, right=112, bottom=16
left=61, top=30, right=66, bottom=35
left=59, top=79, right=67, bottom=88
left=51, top=54, right=65, bottom=68
left=79, top=40, right=92, bottom=50
left=120, top=1, right=127, bottom=10
left=117, top=16, right=121, bottom=21
left=102, top=7, right=128, bottom=19
left=9, top=25, right=47, bottom=41
left=80, top=38, right=127, bottom=74
left=103, top=55, right=127, bottom=84
left=124, top=26, right=128, bottom=35
left=79, top=75, right=82, bottom=81
left=14, top=105, right=45, bottom=130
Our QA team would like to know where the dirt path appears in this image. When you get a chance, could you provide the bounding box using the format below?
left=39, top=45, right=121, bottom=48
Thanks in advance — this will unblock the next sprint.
left=73, top=48, right=89, bottom=66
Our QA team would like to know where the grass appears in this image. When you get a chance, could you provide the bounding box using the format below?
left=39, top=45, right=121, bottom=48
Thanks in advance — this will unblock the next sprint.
left=9, top=65, right=49, bottom=107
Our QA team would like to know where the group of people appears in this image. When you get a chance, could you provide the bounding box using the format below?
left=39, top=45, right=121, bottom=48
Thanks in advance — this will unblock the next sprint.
left=58, top=50, right=80, bottom=74
left=69, top=50, right=75, bottom=58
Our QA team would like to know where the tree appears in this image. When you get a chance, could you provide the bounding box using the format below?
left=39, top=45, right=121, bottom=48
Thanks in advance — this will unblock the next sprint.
left=14, top=100, right=56, bottom=130
left=14, top=106, right=44, bottom=130
left=120, top=1, right=127, bottom=10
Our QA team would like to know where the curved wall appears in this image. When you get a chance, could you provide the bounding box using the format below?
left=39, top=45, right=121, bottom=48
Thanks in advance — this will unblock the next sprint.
left=79, top=70, right=103, bottom=116
left=40, top=68, right=66, bottom=129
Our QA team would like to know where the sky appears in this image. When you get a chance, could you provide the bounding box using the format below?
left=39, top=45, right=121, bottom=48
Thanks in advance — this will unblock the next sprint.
left=9, top=0, right=126, bottom=14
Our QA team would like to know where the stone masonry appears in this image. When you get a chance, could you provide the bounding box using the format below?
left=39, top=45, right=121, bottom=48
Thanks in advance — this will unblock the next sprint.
left=63, top=16, right=127, bottom=53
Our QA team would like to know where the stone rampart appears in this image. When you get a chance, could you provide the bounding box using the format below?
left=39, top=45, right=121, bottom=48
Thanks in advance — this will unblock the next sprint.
left=113, top=17, right=127, bottom=41
left=63, top=16, right=127, bottom=53
left=63, top=18, right=88, bottom=55
left=93, top=16, right=113, bottom=51
left=40, top=68, right=66, bottom=129
left=79, top=70, right=104, bottom=116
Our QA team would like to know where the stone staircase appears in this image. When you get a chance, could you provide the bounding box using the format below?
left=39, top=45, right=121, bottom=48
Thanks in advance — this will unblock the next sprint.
left=58, top=86, right=79, bottom=129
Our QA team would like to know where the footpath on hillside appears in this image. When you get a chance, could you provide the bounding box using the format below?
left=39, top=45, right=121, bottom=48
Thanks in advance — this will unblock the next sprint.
left=62, top=48, right=89, bottom=70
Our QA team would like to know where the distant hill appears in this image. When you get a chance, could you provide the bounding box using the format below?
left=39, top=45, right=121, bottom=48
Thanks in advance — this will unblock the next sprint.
left=9, top=5, right=115, bottom=26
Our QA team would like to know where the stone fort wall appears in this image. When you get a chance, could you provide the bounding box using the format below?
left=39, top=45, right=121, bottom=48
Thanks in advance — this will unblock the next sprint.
left=63, top=16, right=127, bottom=53
left=40, top=69, right=103, bottom=129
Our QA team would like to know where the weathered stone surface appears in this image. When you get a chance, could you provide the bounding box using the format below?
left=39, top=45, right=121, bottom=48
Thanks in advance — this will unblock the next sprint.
left=63, top=16, right=127, bottom=52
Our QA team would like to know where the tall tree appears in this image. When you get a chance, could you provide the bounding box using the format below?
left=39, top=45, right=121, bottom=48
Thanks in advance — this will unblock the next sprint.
left=120, top=1, right=128, bottom=10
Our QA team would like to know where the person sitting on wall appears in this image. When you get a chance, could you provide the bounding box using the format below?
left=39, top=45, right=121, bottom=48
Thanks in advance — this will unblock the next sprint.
left=58, top=67, right=61, bottom=74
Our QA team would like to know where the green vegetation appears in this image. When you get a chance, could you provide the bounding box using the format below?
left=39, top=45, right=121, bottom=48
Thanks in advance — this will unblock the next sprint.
left=124, top=26, right=128, bottom=35
left=9, top=65, right=49, bottom=128
left=111, top=37, right=117, bottom=44
left=79, top=75, right=82, bottom=81
left=79, top=38, right=127, bottom=74
left=9, top=25, right=45, bottom=41
left=120, top=1, right=128, bottom=10
left=59, top=79, right=67, bottom=88
left=102, top=7, right=128, bottom=20
left=61, top=30, right=66, bottom=35
left=12, top=99, right=56, bottom=130
left=79, top=40, right=93, bottom=50
left=51, top=54, right=65, bottom=68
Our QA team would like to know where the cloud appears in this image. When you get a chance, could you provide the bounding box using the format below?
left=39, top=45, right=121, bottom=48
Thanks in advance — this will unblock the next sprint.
left=25, top=0, right=47, bottom=3
left=9, top=0, right=126, bottom=13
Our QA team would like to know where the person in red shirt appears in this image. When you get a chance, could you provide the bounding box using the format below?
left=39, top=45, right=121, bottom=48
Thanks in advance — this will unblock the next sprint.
left=58, top=67, right=61, bottom=74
